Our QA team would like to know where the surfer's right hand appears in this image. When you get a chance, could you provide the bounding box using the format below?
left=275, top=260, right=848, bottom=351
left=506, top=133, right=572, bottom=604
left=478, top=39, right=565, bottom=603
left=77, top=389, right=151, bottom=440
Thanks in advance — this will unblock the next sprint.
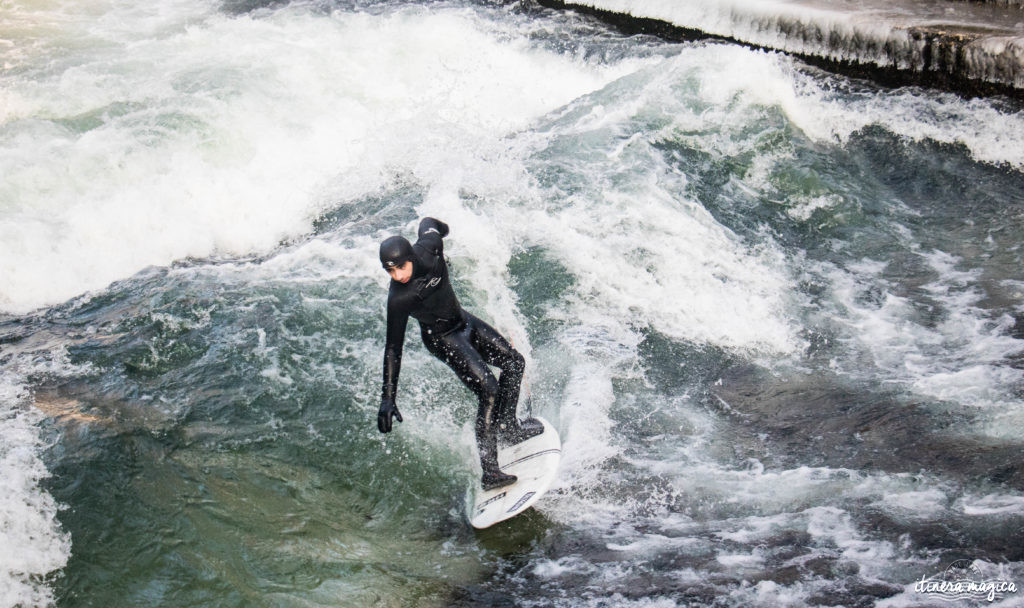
left=378, top=398, right=403, bottom=433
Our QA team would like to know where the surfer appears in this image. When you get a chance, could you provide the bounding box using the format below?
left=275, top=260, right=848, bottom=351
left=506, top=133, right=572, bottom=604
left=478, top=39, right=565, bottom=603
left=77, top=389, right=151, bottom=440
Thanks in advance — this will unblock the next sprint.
left=376, top=217, right=543, bottom=490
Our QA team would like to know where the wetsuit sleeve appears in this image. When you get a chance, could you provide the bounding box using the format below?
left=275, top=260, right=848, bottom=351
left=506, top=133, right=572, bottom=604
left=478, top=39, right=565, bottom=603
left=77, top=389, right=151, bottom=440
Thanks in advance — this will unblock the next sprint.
left=382, top=299, right=409, bottom=402
left=417, top=217, right=449, bottom=255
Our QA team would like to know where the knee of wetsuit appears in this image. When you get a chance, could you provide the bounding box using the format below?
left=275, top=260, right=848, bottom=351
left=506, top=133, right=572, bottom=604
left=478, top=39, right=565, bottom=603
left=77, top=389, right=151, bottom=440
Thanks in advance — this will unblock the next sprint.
left=479, top=375, right=500, bottom=401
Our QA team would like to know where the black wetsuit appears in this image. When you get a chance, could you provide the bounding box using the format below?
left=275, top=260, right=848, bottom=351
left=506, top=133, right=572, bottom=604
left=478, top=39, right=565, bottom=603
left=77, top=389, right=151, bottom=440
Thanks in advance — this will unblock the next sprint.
left=378, top=218, right=537, bottom=488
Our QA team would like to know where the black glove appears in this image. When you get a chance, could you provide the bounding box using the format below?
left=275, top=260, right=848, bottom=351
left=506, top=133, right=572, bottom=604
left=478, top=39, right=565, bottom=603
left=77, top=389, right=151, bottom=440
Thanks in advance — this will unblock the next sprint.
left=378, top=398, right=403, bottom=433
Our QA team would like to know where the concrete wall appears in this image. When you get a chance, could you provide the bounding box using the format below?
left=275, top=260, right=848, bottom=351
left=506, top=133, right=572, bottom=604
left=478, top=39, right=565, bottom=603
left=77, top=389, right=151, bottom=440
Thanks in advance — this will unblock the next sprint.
left=539, top=0, right=1024, bottom=99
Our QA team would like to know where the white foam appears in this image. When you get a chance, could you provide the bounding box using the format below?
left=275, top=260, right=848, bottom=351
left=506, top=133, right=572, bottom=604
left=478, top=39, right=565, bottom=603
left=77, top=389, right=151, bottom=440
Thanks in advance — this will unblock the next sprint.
left=786, top=194, right=843, bottom=222
left=0, top=1, right=647, bottom=314
left=564, top=47, right=1024, bottom=417
left=647, top=458, right=960, bottom=528
left=818, top=250, right=1024, bottom=417
left=498, top=54, right=805, bottom=355
left=621, top=41, right=1024, bottom=170
left=544, top=361, right=624, bottom=524
left=873, top=488, right=949, bottom=517
left=480, top=44, right=1024, bottom=371
left=0, top=407, right=67, bottom=608
left=533, top=555, right=597, bottom=579
left=546, top=596, right=680, bottom=608
left=806, top=506, right=897, bottom=576
left=787, top=84, right=1024, bottom=169
left=524, top=195, right=799, bottom=354
left=959, top=493, right=1024, bottom=516
left=716, top=551, right=765, bottom=568
left=726, top=580, right=813, bottom=608
left=0, top=355, right=77, bottom=608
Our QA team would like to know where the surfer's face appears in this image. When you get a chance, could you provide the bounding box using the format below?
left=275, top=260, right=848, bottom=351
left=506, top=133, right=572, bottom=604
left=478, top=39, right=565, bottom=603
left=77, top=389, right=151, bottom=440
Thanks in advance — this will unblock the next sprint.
left=386, top=260, right=413, bottom=284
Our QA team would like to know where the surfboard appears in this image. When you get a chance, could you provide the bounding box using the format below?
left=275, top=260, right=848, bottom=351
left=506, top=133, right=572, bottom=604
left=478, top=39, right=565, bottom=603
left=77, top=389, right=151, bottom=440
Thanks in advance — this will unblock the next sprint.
left=469, top=416, right=561, bottom=529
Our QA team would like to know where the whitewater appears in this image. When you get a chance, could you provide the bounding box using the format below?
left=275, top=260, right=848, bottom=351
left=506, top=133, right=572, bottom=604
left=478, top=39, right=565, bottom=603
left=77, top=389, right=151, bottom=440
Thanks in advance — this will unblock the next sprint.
left=1, top=0, right=1023, bottom=606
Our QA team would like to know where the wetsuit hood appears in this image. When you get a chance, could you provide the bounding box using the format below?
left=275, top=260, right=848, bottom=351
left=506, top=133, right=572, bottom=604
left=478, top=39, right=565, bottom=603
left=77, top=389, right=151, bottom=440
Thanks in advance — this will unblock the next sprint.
left=379, top=236, right=415, bottom=269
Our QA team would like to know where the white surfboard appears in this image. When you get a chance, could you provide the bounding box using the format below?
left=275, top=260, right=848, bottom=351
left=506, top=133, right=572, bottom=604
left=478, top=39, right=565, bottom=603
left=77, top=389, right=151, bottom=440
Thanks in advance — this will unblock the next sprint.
left=469, top=416, right=561, bottom=529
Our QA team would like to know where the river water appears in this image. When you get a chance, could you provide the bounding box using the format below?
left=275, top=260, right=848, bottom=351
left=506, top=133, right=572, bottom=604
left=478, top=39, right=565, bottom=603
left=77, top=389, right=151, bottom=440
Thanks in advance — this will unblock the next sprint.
left=2, top=0, right=1024, bottom=606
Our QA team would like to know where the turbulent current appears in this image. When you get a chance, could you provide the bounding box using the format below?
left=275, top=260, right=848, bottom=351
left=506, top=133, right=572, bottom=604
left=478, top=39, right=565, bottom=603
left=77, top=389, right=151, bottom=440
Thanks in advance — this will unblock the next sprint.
left=2, top=0, right=1024, bottom=606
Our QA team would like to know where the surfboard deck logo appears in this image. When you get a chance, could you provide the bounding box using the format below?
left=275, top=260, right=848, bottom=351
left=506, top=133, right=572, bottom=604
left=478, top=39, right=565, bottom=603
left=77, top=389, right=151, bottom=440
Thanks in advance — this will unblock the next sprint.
left=507, top=491, right=536, bottom=513
left=469, top=416, right=561, bottom=529
left=474, top=491, right=507, bottom=516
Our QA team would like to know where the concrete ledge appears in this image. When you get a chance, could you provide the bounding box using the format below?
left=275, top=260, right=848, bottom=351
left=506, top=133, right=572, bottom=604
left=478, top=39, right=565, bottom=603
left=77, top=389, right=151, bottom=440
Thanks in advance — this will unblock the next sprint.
left=538, top=0, right=1024, bottom=99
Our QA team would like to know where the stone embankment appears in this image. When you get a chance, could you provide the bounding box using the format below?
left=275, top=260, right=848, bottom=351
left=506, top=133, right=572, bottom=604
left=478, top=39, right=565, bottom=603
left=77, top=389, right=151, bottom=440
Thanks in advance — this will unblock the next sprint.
left=539, top=0, right=1024, bottom=98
